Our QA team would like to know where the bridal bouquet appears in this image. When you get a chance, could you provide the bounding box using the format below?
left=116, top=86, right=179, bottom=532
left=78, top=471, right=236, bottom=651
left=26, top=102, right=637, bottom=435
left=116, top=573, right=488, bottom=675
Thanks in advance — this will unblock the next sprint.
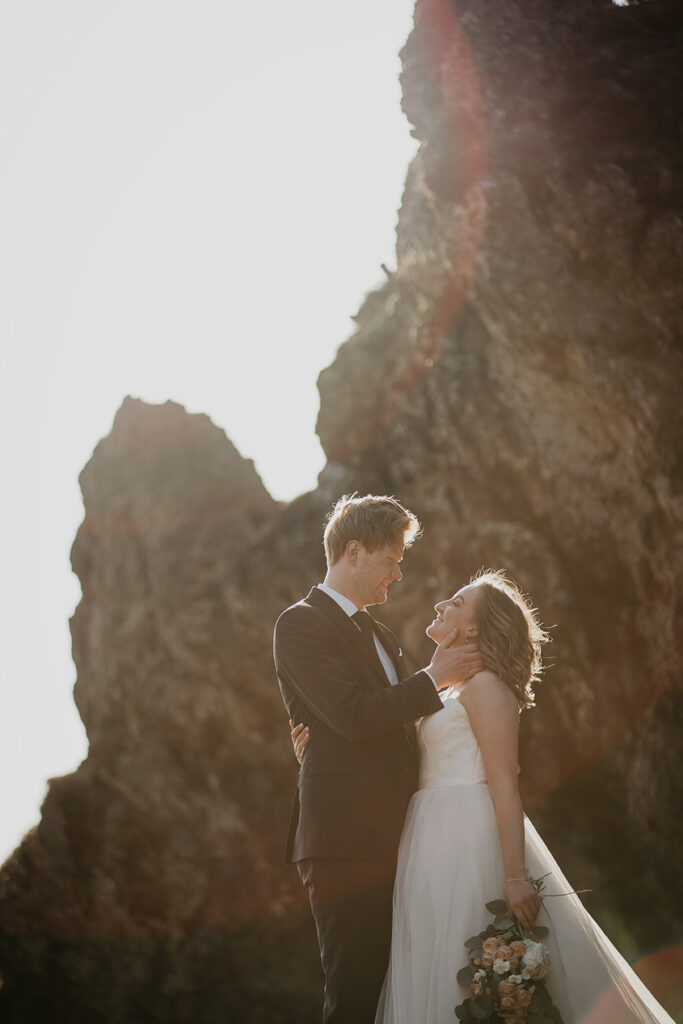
left=455, top=878, right=565, bottom=1023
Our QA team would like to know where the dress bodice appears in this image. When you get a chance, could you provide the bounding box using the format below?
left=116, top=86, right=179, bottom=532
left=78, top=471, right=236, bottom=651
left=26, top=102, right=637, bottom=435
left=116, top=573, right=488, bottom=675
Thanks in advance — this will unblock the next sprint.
left=417, top=688, right=487, bottom=788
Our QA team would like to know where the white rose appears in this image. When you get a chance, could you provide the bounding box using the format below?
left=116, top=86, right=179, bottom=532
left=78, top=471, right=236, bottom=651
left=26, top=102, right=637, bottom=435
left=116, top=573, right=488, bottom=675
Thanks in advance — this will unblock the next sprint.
left=474, top=970, right=487, bottom=982
left=508, top=975, right=523, bottom=985
left=492, top=959, right=511, bottom=974
left=521, top=941, right=551, bottom=980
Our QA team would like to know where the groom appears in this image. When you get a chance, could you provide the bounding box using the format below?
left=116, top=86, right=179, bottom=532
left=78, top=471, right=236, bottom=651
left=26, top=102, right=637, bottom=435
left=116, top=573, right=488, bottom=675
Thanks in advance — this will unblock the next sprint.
left=273, top=494, right=483, bottom=1023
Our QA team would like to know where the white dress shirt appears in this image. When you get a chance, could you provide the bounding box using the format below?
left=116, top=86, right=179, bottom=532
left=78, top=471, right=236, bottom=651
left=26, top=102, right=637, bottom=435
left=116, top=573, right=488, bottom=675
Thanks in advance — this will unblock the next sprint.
left=316, top=584, right=437, bottom=689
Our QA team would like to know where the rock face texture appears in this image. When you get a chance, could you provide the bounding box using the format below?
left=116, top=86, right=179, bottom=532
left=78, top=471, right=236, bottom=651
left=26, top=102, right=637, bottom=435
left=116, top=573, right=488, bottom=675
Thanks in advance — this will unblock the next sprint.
left=0, top=399, right=323, bottom=1023
left=2, top=1, right=682, bottom=1021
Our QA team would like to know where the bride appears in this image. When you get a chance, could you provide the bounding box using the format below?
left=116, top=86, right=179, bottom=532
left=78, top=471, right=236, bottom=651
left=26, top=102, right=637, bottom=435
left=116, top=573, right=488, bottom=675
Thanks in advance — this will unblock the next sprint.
left=294, top=569, right=675, bottom=1023
left=372, top=569, right=675, bottom=1024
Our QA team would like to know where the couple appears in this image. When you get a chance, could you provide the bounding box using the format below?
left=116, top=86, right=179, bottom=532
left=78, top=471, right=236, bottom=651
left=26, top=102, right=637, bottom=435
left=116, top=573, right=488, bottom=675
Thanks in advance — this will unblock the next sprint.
left=273, top=494, right=674, bottom=1024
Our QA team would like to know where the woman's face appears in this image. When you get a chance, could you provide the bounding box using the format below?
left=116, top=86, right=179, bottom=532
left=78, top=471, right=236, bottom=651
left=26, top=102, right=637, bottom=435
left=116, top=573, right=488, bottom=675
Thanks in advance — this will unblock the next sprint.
left=426, top=584, right=480, bottom=645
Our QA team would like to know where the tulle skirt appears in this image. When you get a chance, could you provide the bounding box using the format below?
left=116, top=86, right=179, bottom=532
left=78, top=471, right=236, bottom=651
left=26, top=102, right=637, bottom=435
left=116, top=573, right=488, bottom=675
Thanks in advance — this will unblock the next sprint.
left=374, top=781, right=675, bottom=1024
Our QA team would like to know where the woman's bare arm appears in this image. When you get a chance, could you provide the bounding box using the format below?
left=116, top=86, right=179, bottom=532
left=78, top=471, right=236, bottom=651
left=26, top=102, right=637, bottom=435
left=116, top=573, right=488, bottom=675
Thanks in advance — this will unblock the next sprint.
left=459, top=671, right=540, bottom=932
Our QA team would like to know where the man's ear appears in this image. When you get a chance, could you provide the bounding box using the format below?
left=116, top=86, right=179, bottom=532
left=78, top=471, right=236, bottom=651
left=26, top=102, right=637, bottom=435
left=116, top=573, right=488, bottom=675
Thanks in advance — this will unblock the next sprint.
left=345, top=539, right=360, bottom=565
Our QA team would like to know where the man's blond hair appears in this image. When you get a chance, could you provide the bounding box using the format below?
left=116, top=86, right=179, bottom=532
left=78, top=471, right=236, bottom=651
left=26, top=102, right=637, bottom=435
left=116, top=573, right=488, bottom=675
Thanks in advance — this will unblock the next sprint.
left=323, top=494, right=422, bottom=567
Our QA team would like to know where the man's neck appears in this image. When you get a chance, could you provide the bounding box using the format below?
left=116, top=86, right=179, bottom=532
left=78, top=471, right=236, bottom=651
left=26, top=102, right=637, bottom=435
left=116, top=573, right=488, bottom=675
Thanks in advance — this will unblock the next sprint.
left=321, top=573, right=364, bottom=610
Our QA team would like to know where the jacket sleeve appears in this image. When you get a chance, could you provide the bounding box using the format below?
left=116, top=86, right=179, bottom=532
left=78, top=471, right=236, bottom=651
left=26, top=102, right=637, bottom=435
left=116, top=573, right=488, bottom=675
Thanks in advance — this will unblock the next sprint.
left=273, top=605, right=443, bottom=742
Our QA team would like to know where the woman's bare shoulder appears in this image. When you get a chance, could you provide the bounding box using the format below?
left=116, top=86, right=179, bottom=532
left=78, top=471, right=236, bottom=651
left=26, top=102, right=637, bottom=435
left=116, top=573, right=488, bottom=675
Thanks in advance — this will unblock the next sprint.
left=459, top=670, right=518, bottom=711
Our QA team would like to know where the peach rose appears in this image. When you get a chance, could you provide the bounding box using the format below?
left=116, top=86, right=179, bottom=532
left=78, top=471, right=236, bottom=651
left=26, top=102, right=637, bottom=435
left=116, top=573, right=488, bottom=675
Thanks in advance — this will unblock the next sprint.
left=500, top=996, right=516, bottom=1010
left=510, top=941, right=526, bottom=958
left=471, top=982, right=483, bottom=996
left=483, top=937, right=499, bottom=953
left=517, top=989, right=532, bottom=1007
left=498, top=981, right=515, bottom=998
left=497, top=945, right=512, bottom=959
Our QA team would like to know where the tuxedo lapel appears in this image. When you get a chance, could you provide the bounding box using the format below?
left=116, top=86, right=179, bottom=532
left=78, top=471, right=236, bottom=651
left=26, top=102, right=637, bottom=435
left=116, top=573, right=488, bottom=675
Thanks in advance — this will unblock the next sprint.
left=371, top=617, right=419, bottom=765
left=373, top=620, right=405, bottom=679
left=305, top=587, right=389, bottom=689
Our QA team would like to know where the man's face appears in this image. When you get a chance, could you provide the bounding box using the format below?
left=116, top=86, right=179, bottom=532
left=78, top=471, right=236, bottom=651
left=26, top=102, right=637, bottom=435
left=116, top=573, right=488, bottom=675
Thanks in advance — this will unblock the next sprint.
left=353, top=540, right=405, bottom=607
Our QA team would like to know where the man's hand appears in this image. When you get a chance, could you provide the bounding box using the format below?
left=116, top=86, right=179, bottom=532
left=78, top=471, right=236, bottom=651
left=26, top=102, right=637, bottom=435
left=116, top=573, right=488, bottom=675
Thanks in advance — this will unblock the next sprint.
left=289, top=719, right=310, bottom=765
left=427, top=628, right=484, bottom=688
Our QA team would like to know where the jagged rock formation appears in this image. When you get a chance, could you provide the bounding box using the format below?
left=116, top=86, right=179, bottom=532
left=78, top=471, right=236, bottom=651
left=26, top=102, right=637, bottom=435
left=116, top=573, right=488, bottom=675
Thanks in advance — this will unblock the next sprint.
left=0, top=399, right=325, bottom=1022
left=1, top=1, right=682, bottom=1021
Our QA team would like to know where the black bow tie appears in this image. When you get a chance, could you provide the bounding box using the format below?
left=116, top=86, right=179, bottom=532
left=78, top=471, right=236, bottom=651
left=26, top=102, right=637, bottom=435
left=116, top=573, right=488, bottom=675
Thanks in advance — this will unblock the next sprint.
left=352, top=609, right=376, bottom=636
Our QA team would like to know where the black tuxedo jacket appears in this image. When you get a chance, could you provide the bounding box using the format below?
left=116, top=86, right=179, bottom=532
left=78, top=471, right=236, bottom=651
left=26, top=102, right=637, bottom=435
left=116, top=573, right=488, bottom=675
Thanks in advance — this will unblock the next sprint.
left=273, top=586, right=443, bottom=863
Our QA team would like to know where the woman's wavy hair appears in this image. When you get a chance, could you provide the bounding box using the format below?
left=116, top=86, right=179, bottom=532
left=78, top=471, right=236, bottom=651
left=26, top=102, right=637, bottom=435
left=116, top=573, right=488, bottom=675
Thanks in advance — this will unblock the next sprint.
left=470, top=569, right=549, bottom=711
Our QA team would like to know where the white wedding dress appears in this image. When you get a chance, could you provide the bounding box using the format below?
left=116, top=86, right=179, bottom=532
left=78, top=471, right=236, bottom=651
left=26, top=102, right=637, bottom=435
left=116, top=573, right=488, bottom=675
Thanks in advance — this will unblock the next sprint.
left=374, top=687, right=675, bottom=1024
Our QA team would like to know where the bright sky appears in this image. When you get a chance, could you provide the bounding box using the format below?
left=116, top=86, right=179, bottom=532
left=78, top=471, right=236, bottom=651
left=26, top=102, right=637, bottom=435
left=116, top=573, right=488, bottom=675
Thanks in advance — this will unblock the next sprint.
left=0, top=0, right=418, bottom=863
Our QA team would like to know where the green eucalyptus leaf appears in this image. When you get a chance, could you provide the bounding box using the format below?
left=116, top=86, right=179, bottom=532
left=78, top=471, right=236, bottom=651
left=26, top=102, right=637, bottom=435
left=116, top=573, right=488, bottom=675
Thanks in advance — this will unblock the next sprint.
left=530, top=985, right=551, bottom=1010
left=457, top=965, right=474, bottom=986
left=494, top=916, right=515, bottom=930
left=469, top=1001, right=488, bottom=1020
left=456, top=998, right=476, bottom=1022
left=485, top=899, right=508, bottom=915
left=532, top=925, right=549, bottom=938
left=465, top=936, right=482, bottom=949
